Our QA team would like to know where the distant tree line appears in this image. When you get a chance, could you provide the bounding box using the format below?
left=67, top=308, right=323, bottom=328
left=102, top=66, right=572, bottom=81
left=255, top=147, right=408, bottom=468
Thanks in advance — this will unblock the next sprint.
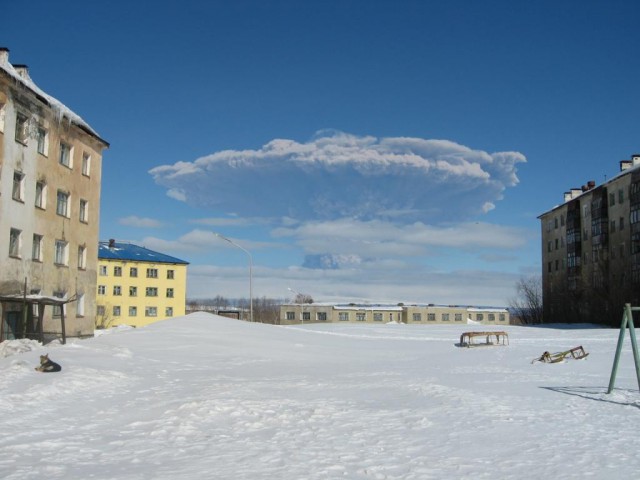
left=187, top=296, right=286, bottom=324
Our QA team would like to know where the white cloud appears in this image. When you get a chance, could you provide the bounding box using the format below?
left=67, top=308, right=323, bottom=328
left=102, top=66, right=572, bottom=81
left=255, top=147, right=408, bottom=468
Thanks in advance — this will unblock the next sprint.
left=167, top=188, right=187, bottom=202
left=190, top=216, right=272, bottom=227
left=138, top=229, right=279, bottom=255
left=272, top=219, right=527, bottom=260
left=150, top=130, right=526, bottom=223
left=186, top=262, right=523, bottom=306
left=118, top=216, right=165, bottom=228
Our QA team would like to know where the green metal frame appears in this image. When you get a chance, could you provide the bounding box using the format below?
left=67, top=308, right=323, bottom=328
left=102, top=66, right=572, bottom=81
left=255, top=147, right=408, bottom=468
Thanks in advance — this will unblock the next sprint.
left=607, top=304, right=640, bottom=394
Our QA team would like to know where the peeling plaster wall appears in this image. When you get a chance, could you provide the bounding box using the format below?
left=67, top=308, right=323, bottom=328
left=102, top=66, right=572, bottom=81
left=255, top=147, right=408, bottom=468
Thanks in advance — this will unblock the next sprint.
left=0, top=65, right=107, bottom=338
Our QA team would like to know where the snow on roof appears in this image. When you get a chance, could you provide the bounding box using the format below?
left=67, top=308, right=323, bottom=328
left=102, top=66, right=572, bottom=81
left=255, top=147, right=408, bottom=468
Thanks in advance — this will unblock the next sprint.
left=0, top=49, right=108, bottom=145
left=98, top=241, right=189, bottom=265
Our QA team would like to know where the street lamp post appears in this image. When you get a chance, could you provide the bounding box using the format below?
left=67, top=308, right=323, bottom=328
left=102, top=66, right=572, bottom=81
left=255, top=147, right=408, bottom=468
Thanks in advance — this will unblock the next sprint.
left=214, top=232, right=253, bottom=323
left=288, top=287, right=306, bottom=325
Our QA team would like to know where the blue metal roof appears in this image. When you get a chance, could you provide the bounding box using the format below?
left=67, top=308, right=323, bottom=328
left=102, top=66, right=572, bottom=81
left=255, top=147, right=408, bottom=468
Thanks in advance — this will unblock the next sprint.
left=98, top=241, right=189, bottom=265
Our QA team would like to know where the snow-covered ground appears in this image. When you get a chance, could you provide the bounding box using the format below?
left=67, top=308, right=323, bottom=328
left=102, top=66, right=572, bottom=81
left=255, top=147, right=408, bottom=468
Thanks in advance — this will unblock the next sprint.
left=1, top=313, right=639, bottom=479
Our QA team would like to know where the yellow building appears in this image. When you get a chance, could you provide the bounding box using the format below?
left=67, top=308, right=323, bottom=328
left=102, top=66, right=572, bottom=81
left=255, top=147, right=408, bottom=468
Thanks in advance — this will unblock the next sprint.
left=97, top=240, right=189, bottom=328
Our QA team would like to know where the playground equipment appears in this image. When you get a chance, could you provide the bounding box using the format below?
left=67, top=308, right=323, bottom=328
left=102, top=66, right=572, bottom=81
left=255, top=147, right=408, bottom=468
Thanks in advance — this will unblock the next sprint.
left=607, top=303, right=640, bottom=394
left=531, top=345, right=588, bottom=364
left=459, top=331, right=509, bottom=347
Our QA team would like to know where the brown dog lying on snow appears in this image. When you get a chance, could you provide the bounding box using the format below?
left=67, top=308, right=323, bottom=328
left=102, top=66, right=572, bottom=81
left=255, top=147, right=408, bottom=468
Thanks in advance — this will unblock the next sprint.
left=35, top=354, right=62, bottom=372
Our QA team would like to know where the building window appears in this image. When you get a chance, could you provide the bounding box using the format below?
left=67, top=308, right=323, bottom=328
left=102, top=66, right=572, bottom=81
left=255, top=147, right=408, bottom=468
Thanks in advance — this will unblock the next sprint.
left=145, top=306, right=158, bottom=317
left=113, top=306, right=121, bottom=317
left=286, top=311, right=295, bottom=320
left=78, top=246, right=86, bottom=270
left=129, top=286, right=137, bottom=297
left=166, top=307, right=173, bottom=317
left=455, top=313, right=463, bottom=322
left=59, top=141, right=72, bottom=167
left=413, top=313, right=422, bottom=322
left=15, top=112, right=28, bottom=143
left=477, top=314, right=484, bottom=322
left=317, top=312, right=327, bottom=321
left=146, top=287, right=158, bottom=297
left=302, top=311, right=311, bottom=321
left=36, top=126, right=48, bottom=155
left=442, top=313, right=450, bottom=322
left=620, top=217, right=625, bottom=230
left=97, top=305, right=105, bottom=316
left=609, top=193, right=616, bottom=206
left=12, top=171, right=24, bottom=201
left=82, top=152, right=91, bottom=176
left=79, top=199, right=88, bottom=223
left=56, top=190, right=69, bottom=217
left=129, top=306, right=137, bottom=317
left=167, top=269, right=175, bottom=279
left=146, top=268, right=158, bottom=278
left=166, top=288, right=174, bottom=298
left=98, top=285, right=106, bottom=295
left=99, top=265, right=108, bottom=276
left=35, top=181, right=46, bottom=209
left=9, top=228, right=21, bottom=257
left=130, top=267, right=138, bottom=277
left=499, top=314, right=506, bottom=322
left=52, top=291, right=65, bottom=317
left=338, top=312, right=349, bottom=321
left=619, top=189, right=624, bottom=204
left=356, top=312, right=366, bottom=321
left=427, top=313, right=436, bottom=321
left=488, top=313, right=495, bottom=322
left=114, top=266, right=122, bottom=277
left=54, top=240, right=68, bottom=265
left=373, top=312, right=383, bottom=321
left=76, top=293, right=85, bottom=317
left=32, top=234, right=43, bottom=261
left=113, top=286, right=122, bottom=296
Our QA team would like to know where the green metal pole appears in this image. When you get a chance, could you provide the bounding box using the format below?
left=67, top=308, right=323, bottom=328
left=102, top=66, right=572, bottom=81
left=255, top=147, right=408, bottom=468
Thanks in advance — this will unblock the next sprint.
left=607, top=304, right=629, bottom=394
left=627, top=306, right=640, bottom=391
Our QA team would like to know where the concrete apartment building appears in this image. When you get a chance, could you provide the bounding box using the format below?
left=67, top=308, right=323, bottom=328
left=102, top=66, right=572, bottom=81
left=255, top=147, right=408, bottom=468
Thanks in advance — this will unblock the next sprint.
left=0, top=48, right=108, bottom=342
left=97, top=241, right=189, bottom=328
left=280, top=303, right=509, bottom=325
left=539, top=154, right=640, bottom=325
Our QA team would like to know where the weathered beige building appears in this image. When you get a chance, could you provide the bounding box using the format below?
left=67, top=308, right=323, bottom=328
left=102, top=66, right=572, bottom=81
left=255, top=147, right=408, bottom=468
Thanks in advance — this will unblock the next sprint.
left=539, top=155, right=640, bottom=326
left=0, top=48, right=108, bottom=342
left=280, top=303, right=509, bottom=325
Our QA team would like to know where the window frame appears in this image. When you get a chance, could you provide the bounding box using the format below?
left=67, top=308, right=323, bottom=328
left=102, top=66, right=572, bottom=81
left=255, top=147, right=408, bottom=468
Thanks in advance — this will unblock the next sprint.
left=9, top=228, right=21, bottom=258
left=59, top=141, right=72, bottom=168
left=36, top=126, right=48, bottom=155
left=32, top=233, right=43, bottom=262
left=56, top=190, right=70, bottom=217
left=145, top=287, right=158, bottom=297
left=54, top=239, right=68, bottom=266
left=12, top=171, right=24, bottom=202
left=79, top=199, right=88, bottom=223
left=15, top=112, right=28, bottom=144
left=35, top=181, right=46, bottom=209
left=82, top=152, right=91, bottom=176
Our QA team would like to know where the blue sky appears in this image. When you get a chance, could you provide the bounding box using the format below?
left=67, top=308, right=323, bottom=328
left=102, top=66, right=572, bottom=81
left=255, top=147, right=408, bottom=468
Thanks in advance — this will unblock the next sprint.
left=4, top=0, right=639, bottom=306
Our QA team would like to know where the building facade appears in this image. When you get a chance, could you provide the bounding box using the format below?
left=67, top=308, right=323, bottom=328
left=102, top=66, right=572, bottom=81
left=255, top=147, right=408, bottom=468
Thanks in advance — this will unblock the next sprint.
left=280, top=303, right=509, bottom=325
left=97, top=241, right=189, bottom=328
left=539, top=155, right=640, bottom=326
left=0, top=48, right=109, bottom=341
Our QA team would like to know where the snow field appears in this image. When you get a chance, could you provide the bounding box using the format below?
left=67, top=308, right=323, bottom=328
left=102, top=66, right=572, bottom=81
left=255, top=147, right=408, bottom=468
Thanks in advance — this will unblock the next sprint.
left=0, top=313, right=639, bottom=479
